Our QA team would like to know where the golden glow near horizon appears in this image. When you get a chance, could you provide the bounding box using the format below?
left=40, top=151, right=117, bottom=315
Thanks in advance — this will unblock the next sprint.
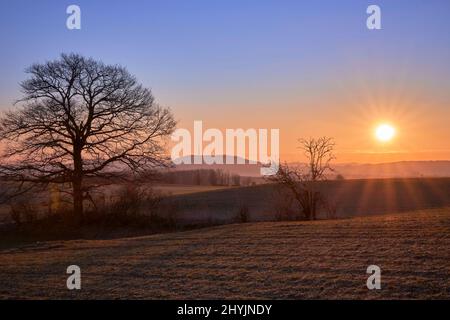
left=375, top=124, right=396, bottom=142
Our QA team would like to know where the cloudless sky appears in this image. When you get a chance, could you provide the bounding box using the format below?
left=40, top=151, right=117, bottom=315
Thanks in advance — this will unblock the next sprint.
left=1, top=0, right=450, bottom=162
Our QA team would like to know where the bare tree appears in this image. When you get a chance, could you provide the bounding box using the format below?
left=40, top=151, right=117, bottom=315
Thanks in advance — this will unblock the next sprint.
left=299, top=137, right=335, bottom=219
left=299, top=137, right=335, bottom=182
left=270, top=137, right=335, bottom=220
left=0, top=53, right=176, bottom=218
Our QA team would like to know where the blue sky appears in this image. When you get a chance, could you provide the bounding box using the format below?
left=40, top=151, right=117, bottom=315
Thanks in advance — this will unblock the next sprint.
left=1, top=0, right=450, bottom=161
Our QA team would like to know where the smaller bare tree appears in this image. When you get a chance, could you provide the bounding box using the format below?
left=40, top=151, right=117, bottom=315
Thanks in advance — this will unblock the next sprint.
left=270, top=137, right=335, bottom=220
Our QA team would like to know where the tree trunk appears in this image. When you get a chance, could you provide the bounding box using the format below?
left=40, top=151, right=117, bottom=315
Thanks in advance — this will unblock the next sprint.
left=72, top=145, right=83, bottom=220
left=72, top=177, right=83, bottom=218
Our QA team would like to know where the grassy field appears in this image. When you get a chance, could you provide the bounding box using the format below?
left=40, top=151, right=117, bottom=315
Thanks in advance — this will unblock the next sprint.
left=165, top=177, right=450, bottom=223
left=0, top=207, right=448, bottom=299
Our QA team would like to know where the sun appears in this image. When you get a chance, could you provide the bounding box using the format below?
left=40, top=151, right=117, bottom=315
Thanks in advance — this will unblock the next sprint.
left=375, top=124, right=396, bottom=142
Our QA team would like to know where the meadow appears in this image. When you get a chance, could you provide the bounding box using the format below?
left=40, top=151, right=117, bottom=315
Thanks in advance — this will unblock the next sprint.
left=0, top=207, right=448, bottom=299
left=165, top=177, right=450, bottom=224
left=0, top=177, right=449, bottom=299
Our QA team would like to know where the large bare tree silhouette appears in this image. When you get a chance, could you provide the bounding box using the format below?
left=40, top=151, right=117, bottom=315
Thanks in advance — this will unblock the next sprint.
left=0, top=53, right=176, bottom=217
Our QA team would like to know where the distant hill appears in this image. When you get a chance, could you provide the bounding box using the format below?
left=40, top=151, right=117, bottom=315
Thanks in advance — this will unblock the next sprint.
left=172, top=156, right=450, bottom=179
left=332, top=161, right=450, bottom=179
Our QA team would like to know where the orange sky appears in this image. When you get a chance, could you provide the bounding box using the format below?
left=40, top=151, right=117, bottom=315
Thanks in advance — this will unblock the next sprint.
left=170, top=74, right=450, bottom=163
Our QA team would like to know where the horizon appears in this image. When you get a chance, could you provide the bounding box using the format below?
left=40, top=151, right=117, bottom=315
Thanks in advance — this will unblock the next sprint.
left=172, top=154, right=450, bottom=165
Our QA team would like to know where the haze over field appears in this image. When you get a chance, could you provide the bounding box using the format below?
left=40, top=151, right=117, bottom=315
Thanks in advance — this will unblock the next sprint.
left=173, top=159, right=450, bottom=179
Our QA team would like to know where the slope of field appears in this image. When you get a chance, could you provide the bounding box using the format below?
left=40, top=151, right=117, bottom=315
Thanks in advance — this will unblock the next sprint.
left=167, top=178, right=450, bottom=223
left=0, top=208, right=449, bottom=299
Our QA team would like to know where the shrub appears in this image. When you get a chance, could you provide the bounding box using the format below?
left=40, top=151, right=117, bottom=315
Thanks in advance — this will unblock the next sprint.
left=235, top=205, right=250, bottom=223
left=271, top=190, right=299, bottom=221
left=84, top=184, right=179, bottom=230
left=321, top=198, right=339, bottom=219
left=9, top=201, right=38, bottom=225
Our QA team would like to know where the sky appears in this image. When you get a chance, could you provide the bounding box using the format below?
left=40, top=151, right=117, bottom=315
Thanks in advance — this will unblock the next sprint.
left=0, top=0, right=450, bottom=163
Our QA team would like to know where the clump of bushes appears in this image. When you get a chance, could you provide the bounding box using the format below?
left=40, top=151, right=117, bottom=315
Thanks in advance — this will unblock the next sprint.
left=82, top=184, right=179, bottom=230
left=5, top=184, right=180, bottom=242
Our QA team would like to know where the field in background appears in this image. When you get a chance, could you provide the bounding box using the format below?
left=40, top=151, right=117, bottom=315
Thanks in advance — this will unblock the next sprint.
left=166, top=177, right=450, bottom=223
left=1, top=177, right=449, bottom=226
left=0, top=208, right=448, bottom=299
left=153, top=184, right=233, bottom=196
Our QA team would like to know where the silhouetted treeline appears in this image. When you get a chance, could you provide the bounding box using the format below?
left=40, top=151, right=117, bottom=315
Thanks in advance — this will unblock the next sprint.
left=158, top=169, right=254, bottom=186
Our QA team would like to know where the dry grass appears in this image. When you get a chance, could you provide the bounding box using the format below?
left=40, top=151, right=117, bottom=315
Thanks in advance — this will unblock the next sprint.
left=0, top=208, right=449, bottom=299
